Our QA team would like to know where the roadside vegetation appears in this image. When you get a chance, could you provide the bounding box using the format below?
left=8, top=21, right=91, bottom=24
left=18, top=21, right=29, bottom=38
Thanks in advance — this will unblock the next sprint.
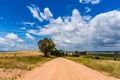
left=0, top=53, right=52, bottom=70
left=0, top=50, right=53, bottom=80
left=65, top=53, right=120, bottom=78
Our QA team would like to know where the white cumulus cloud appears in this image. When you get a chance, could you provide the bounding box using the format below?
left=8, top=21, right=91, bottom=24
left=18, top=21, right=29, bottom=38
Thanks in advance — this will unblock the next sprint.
left=79, top=0, right=101, bottom=5
left=40, top=8, right=53, bottom=21
left=5, top=33, right=24, bottom=42
left=89, top=10, right=120, bottom=48
left=27, top=5, right=53, bottom=22
left=26, top=33, right=35, bottom=40
left=27, top=4, right=43, bottom=22
left=0, top=33, right=31, bottom=51
left=0, top=37, right=5, bottom=44
left=28, top=9, right=91, bottom=50
left=28, top=9, right=120, bottom=51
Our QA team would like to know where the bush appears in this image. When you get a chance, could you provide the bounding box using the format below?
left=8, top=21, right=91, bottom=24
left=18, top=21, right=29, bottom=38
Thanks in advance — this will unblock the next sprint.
left=75, top=50, right=80, bottom=57
left=114, top=57, right=117, bottom=61
left=52, top=49, right=64, bottom=57
left=95, top=56, right=100, bottom=59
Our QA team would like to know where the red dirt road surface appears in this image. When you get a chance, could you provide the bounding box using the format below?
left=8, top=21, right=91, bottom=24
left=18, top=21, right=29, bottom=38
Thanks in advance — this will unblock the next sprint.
left=20, top=58, right=119, bottom=80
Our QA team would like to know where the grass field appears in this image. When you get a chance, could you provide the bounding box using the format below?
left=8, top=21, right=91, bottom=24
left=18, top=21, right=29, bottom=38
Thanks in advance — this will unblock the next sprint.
left=0, top=50, right=53, bottom=80
left=65, top=53, right=120, bottom=78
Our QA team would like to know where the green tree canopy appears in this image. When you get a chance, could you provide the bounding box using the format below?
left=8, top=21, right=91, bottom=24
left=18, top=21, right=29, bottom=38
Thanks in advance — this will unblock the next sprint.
left=38, top=38, right=55, bottom=57
left=52, top=49, right=64, bottom=57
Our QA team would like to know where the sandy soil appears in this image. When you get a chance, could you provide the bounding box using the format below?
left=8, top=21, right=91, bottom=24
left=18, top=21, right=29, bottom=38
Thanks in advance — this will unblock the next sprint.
left=20, top=58, right=119, bottom=80
left=0, top=68, right=25, bottom=79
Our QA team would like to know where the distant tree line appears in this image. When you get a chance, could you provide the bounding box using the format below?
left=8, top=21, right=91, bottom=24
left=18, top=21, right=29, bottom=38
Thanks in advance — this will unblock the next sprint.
left=38, top=38, right=88, bottom=57
left=64, top=51, right=87, bottom=57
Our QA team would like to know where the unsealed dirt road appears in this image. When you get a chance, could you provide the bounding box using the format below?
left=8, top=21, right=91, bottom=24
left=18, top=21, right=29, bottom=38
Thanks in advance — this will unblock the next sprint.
left=21, top=58, right=119, bottom=80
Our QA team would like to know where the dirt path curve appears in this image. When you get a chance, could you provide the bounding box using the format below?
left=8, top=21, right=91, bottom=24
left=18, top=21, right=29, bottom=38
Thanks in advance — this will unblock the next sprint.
left=20, top=58, right=119, bottom=80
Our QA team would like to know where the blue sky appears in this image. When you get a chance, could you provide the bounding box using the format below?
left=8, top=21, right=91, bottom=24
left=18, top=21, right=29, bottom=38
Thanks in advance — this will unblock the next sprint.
left=0, top=0, right=120, bottom=51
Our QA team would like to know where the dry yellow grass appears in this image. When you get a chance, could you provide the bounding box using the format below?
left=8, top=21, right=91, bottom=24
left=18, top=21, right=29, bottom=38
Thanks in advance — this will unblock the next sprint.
left=0, top=50, right=52, bottom=80
left=0, top=50, right=43, bottom=57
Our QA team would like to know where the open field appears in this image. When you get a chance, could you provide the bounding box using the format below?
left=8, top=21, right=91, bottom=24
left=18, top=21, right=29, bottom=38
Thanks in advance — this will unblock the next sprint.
left=0, top=50, right=43, bottom=57
left=65, top=53, right=120, bottom=79
left=0, top=50, right=53, bottom=80
left=83, top=53, right=120, bottom=60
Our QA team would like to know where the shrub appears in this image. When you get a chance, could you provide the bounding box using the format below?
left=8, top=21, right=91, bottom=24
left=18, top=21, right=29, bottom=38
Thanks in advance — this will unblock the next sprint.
left=114, top=57, right=117, bottom=61
left=95, top=56, right=100, bottom=59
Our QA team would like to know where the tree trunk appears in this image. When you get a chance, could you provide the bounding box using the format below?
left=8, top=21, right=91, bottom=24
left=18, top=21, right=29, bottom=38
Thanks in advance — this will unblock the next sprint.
left=44, top=52, right=48, bottom=57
